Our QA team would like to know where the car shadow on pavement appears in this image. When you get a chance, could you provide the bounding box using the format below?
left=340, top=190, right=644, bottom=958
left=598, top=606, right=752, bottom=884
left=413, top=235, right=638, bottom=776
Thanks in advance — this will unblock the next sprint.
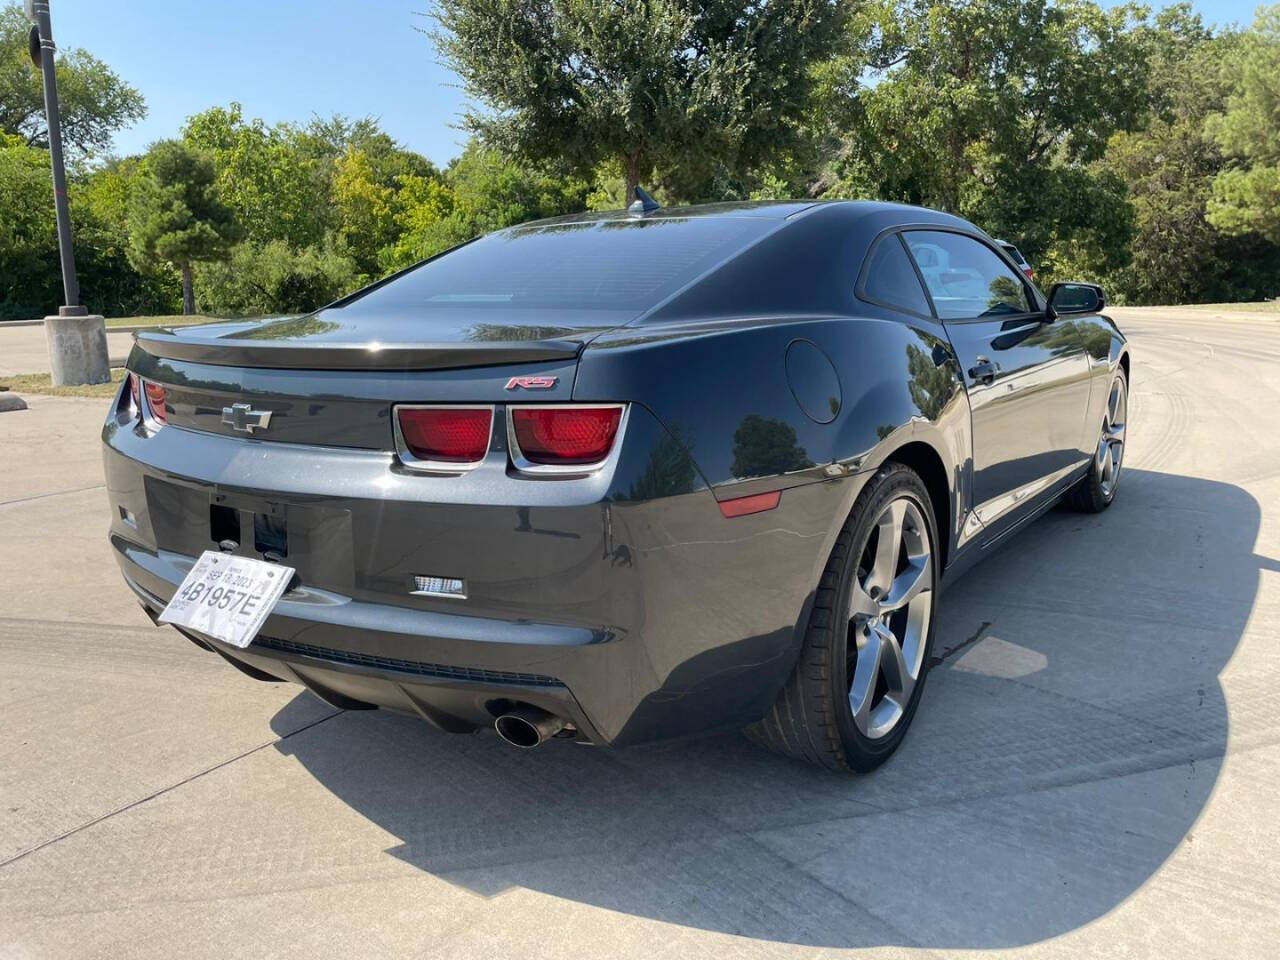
left=271, top=467, right=1265, bottom=949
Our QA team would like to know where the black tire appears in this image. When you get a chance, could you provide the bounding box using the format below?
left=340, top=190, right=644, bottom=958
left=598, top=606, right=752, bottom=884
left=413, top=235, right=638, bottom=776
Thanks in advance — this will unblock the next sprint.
left=1067, top=366, right=1128, bottom=514
left=748, top=462, right=940, bottom=773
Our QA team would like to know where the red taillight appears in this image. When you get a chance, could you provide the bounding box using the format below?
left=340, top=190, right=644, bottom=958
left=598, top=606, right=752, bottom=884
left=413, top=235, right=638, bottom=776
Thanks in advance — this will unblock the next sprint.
left=143, top=380, right=167, bottom=424
left=397, top=407, right=493, bottom=464
left=1024, top=267, right=1034, bottom=280
left=510, top=406, right=622, bottom=466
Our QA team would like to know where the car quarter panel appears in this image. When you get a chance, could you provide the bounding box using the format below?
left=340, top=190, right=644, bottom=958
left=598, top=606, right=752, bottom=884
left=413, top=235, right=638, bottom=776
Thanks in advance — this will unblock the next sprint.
left=573, top=204, right=975, bottom=571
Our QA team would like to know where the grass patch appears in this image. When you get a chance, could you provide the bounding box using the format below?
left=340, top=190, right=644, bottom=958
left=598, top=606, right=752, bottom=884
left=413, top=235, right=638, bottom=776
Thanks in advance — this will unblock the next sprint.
left=102, top=313, right=300, bottom=328
left=104, top=314, right=222, bottom=328
left=0, top=368, right=126, bottom=398
left=1181, top=301, right=1280, bottom=314
left=1115, top=301, right=1280, bottom=314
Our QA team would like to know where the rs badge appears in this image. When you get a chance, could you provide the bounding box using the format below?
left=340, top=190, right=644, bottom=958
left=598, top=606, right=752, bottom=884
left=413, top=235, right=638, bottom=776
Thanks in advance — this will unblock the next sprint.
left=505, top=375, right=558, bottom=390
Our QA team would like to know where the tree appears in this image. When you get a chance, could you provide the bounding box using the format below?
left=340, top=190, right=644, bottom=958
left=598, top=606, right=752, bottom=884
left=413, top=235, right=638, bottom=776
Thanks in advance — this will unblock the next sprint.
left=827, top=0, right=1148, bottom=279
left=329, top=129, right=443, bottom=277
left=0, top=4, right=145, bottom=157
left=76, top=157, right=182, bottom=316
left=182, top=104, right=331, bottom=249
left=1208, top=5, right=1280, bottom=244
left=384, top=144, right=588, bottom=270
left=1095, top=7, right=1253, bottom=303
left=331, top=145, right=400, bottom=278
left=0, top=135, right=58, bottom=318
left=1, top=136, right=178, bottom=320
left=431, top=0, right=846, bottom=204
left=194, top=239, right=357, bottom=317
left=127, top=140, right=241, bottom=314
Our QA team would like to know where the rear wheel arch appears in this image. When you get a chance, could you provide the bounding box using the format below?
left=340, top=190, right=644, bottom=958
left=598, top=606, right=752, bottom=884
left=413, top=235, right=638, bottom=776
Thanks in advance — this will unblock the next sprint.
left=879, top=440, right=952, bottom=573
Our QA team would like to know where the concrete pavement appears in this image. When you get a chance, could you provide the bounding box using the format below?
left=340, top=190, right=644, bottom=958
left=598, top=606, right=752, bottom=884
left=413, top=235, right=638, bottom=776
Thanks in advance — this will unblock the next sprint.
left=0, top=325, right=137, bottom=377
left=2, top=308, right=1279, bottom=958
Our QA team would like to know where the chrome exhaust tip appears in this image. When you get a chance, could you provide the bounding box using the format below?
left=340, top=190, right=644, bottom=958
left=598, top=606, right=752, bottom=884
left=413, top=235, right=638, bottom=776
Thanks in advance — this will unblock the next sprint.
left=494, top=707, right=568, bottom=748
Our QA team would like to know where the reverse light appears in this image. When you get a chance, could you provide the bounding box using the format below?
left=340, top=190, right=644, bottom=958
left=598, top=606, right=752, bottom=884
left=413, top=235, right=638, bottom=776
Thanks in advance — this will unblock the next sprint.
left=128, top=373, right=141, bottom=414
left=509, top=405, right=623, bottom=467
left=395, top=406, right=493, bottom=468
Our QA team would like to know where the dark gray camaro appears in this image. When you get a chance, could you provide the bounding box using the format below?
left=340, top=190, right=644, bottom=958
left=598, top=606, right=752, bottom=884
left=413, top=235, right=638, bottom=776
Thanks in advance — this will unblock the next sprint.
left=103, top=200, right=1129, bottom=771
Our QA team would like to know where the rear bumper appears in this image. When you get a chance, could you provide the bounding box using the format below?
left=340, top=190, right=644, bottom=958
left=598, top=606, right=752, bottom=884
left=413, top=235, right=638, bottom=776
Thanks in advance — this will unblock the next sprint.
left=103, top=394, right=866, bottom=747
left=115, top=542, right=606, bottom=741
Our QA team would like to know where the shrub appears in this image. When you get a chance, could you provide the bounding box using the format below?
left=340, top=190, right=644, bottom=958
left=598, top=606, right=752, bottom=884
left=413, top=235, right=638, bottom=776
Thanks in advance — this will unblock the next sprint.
left=194, top=239, right=358, bottom=317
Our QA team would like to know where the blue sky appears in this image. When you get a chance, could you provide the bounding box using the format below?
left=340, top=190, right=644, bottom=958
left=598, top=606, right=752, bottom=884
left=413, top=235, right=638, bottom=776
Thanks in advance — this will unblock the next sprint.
left=54, top=0, right=470, bottom=165
left=51, top=0, right=1267, bottom=167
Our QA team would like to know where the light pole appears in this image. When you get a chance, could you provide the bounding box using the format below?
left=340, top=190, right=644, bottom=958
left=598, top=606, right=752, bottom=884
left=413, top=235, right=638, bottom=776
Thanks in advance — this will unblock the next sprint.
left=25, top=0, right=109, bottom=386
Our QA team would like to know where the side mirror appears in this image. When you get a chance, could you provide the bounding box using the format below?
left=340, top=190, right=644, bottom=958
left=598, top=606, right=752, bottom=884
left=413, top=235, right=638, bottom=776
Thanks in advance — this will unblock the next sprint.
left=1047, top=282, right=1105, bottom=315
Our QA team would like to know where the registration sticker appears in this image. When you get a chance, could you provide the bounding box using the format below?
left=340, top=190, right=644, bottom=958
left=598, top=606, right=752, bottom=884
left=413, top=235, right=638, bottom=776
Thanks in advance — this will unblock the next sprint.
left=159, top=550, right=295, bottom=649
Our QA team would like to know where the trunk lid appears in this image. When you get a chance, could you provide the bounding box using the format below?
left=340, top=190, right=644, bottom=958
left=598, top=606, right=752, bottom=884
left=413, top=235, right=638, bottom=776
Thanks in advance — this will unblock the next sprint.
left=128, top=311, right=591, bottom=450
left=131, top=305, right=621, bottom=372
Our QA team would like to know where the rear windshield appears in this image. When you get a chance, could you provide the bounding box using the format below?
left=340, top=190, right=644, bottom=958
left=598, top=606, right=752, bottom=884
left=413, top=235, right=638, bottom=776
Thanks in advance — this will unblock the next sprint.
left=347, top=217, right=773, bottom=315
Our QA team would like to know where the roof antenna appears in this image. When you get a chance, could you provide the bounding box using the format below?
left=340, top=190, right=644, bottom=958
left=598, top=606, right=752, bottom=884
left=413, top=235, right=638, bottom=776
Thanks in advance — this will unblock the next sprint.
left=628, top=186, right=661, bottom=216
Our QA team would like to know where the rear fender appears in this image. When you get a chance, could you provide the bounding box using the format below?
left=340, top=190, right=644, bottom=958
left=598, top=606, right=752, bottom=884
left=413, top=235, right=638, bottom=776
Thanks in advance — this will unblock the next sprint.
left=575, top=314, right=969, bottom=530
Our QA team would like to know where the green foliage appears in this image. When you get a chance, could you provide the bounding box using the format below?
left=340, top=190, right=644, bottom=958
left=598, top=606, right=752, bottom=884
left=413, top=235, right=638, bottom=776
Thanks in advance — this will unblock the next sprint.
left=1081, top=4, right=1280, bottom=304
left=0, top=136, right=177, bottom=320
left=332, top=145, right=400, bottom=278
left=0, top=5, right=145, bottom=157
left=127, top=140, right=241, bottom=312
left=194, top=239, right=358, bottom=317
left=828, top=0, right=1148, bottom=282
left=0, top=135, right=58, bottom=318
left=1208, top=6, right=1280, bottom=244
left=74, top=156, right=180, bottom=316
left=127, top=140, right=240, bottom=268
left=431, top=0, right=846, bottom=202
left=182, top=104, right=330, bottom=249
left=385, top=145, right=589, bottom=270
left=1097, top=7, right=1244, bottom=302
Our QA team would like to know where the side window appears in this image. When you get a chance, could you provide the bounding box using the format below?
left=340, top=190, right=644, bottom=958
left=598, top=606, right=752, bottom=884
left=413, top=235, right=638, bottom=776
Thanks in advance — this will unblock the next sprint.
left=903, top=230, right=1031, bottom=321
left=861, top=233, right=932, bottom=316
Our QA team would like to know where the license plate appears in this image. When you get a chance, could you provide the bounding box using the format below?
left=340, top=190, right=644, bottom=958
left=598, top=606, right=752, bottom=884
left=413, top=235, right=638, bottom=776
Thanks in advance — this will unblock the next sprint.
left=159, top=550, right=295, bottom=649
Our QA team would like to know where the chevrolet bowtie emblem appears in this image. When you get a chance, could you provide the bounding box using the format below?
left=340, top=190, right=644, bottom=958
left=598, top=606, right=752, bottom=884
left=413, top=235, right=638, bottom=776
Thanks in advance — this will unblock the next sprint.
left=221, top=402, right=273, bottom=433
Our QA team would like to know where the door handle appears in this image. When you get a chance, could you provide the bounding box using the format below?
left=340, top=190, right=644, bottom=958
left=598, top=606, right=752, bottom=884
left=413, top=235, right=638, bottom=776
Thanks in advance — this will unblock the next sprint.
left=968, top=360, right=997, bottom=384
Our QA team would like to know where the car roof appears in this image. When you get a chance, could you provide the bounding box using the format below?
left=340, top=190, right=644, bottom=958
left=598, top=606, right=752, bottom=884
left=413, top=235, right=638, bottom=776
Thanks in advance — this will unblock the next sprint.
left=519, top=199, right=822, bottom=229
left=517, top=198, right=978, bottom=232
left=327, top=199, right=991, bottom=337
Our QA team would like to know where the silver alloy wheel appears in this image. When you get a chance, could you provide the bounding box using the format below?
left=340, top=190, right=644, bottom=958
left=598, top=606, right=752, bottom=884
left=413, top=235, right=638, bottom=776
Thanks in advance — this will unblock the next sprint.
left=1098, top=374, right=1127, bottom=498
left=847, top=496, right=934, bottom=740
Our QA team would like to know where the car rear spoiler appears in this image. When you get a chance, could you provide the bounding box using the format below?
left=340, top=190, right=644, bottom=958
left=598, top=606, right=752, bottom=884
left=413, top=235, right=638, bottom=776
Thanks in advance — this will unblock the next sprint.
left=132, top=330, right=584, bottom=372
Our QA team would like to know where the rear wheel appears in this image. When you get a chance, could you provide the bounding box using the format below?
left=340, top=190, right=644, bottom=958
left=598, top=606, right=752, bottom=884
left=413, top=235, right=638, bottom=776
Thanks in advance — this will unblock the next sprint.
left=749, top=463, right=939, bottom=772
left=1067, top=366, right=1127, bottom=513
